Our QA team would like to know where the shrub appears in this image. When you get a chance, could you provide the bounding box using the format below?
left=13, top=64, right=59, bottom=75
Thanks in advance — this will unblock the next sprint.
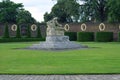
left=3, top=23, right=9, bottom=38
left=77, top=32, right=94, bottom=42
left=118, top=32, right=120, bottom=41
left=16, top=25, right=21, bottom=38
left=65, top=32, right=77, bottom=41
left=95, top=32, right=113, bottom=42
left=0, top=38, right=45, bottom=43
left=36, top=26, right=42, bottom=38
left=26, top=24, right=31, bottom=38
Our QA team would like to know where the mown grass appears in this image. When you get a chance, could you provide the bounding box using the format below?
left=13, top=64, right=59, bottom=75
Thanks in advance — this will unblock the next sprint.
left=0, top=42, right=120, bottom=74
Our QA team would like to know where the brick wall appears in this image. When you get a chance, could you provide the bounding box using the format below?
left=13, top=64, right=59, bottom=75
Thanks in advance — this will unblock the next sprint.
left=0, top=23, right=120, bottom=41
left=63, top=23, right=120, bottom=41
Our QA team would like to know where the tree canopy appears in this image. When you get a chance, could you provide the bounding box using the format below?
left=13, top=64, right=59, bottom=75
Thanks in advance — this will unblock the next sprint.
left=0, top=0, right=37, bottom=24
left=44, top=0, right=120, bottom=23
left=16, top=9, right=36, bottom=24
left=44, top=0, right=80, bottom=23
left=79, top=0, right=108, bottom=22
left=107, top=0, right=120, bottom=23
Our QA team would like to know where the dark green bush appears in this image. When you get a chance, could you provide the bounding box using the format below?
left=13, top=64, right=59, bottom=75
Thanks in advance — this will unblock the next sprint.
left=26, top=25, right=31, bottom=38
left=95, top=32, right=113, bottom=42
left=37, top=26, right=42, bottom=38
left=77, top=32, right=94, bottom=42
left=65, top=32, right=77, bottom=41
left=0, top=38, right=45, bottom=43
left=117, top=32, right=120, bottom=42
left=3, top=23, right=9, bottom=38
left=16, top=25, right=21, bottom=38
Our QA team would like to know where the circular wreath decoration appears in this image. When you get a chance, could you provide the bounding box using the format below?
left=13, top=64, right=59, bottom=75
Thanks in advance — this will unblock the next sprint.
left=31, top=24, right=37, bottom=31
left=11, top=24, right=17, bottom=31
left=81, top=23, right=87, bottom=31
left=64, top=24, right=70, bottom=31
left=99, top=23, right=105, bottom=31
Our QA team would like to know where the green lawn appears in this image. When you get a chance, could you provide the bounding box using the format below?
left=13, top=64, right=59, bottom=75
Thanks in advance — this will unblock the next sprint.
left=0, top=42, right=120, bottom=74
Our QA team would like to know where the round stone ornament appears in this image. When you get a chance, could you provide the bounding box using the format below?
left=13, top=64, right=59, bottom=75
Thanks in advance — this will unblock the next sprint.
left=31, top=24, right=37, bottom=31
left=81, top=23, right=87, bottom=31
left=99, top=23, right=105, bottom=31
left=11, top=24, right=17, bottom=31
left=64, top=24, right=70, bottom=31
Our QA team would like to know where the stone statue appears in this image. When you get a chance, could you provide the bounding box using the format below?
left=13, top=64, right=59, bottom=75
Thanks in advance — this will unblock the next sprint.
left=46, top=17, right=64, bottom=36
left=27, top=18, right=87, bottom=50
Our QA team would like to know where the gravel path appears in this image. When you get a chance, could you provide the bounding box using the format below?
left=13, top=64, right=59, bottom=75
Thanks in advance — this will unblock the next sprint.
left=0, top=75, right=120, bottom=80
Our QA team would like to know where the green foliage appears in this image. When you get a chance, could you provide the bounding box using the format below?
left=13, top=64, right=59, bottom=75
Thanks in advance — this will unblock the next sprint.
left=65, top=32, right=77, bottom=41
left=0, top=0, right=36, bottom=24
left=16, top=25, right=21, bottom=38
left=3, top=22, right=9, bottom=38
left=44, top=0, right=80, bottom=22
left=79, top=0, right=120, bottom=23
left=26, top=25, right=31, bottom=38
left=17, top=9, right=36, bottom=24
left=0, top=38, right=45, bottom=43
left=36, top=26, right=42, bottom=38
left=80, top=0, right=108, bottom=22
left=107, top=0, right=120, bottom=23
left=118, top=32, right=120, bottom=41
left=95, top=32, right=113, bottom=42
left=77, top=32, right=94, bottom=42
left=44, top=12, right=53, bottom=22
left=0, top=0, right=23, bottom=23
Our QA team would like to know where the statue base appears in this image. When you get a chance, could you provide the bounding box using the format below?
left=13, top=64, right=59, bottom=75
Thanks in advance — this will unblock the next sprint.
left=27, top=36, right=88, bottom=50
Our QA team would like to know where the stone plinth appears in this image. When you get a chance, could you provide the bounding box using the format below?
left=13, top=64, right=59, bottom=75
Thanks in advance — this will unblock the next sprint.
left=26, top=18, right=88, bottom=50
left=28, top=36, right=87, bottom=50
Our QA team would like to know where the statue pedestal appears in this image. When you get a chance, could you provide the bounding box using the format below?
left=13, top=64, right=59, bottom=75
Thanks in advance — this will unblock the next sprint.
left=28, top=36, right=87, bottom=50
left=26, top=18, right=88, bottom=50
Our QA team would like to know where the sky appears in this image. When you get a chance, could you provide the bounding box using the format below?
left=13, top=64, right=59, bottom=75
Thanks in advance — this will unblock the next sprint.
left=10, top=0, right=56, bottom=22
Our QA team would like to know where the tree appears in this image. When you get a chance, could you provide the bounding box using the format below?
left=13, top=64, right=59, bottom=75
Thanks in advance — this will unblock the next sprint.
left=107, top=0, right=120, bottom=23
left=44, top=0, right=80, bottom=23
left=79, top=0, right=108, bottom=22
left=3, top=22, right=9, bottom=38
left=0, top=0, right=37, bottom=24
left=44, top=12, right=53, bottom=22
left=16, top=9, right=36, bottom=24
left=0, top=0, right=23, bottom=23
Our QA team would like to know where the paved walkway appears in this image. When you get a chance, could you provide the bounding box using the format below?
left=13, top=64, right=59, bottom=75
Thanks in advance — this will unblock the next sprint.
left=0, top=75, right=120, bottom=80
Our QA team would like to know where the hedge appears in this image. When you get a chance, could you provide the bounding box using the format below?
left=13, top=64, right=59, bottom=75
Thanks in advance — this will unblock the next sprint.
left=16, top=25, right=21, bottom=38
left=0, top=38, right=45, bottom=43
left=37, top=26, right=42, bottom=38
left=65, top=32, right=77, bottom=41
left=26, top=25, right=31, bottom=38
left=95, top=32, right=113, bottom=42
left=77, top=32, right=94, bottom=42
left=3, top=23, right=9, bottom=38
left=118, top=32, right=120, bottom=41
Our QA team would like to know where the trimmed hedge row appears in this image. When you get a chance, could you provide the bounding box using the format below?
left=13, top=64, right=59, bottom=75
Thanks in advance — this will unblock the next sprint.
left=65, top=32, right=77, bottom=41
left=65, top=32, right=114, bottom=42
left=0, top=38, right=45, bottom=43
left=77, top=32, right=94, bottom=42
left=0, top=32, right=115, bottom=42
left=95, top=32, right=113, bottom=42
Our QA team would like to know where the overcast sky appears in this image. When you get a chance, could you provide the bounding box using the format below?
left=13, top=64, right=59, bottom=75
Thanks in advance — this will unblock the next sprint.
left=9, top=0, right=56, bottom=22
